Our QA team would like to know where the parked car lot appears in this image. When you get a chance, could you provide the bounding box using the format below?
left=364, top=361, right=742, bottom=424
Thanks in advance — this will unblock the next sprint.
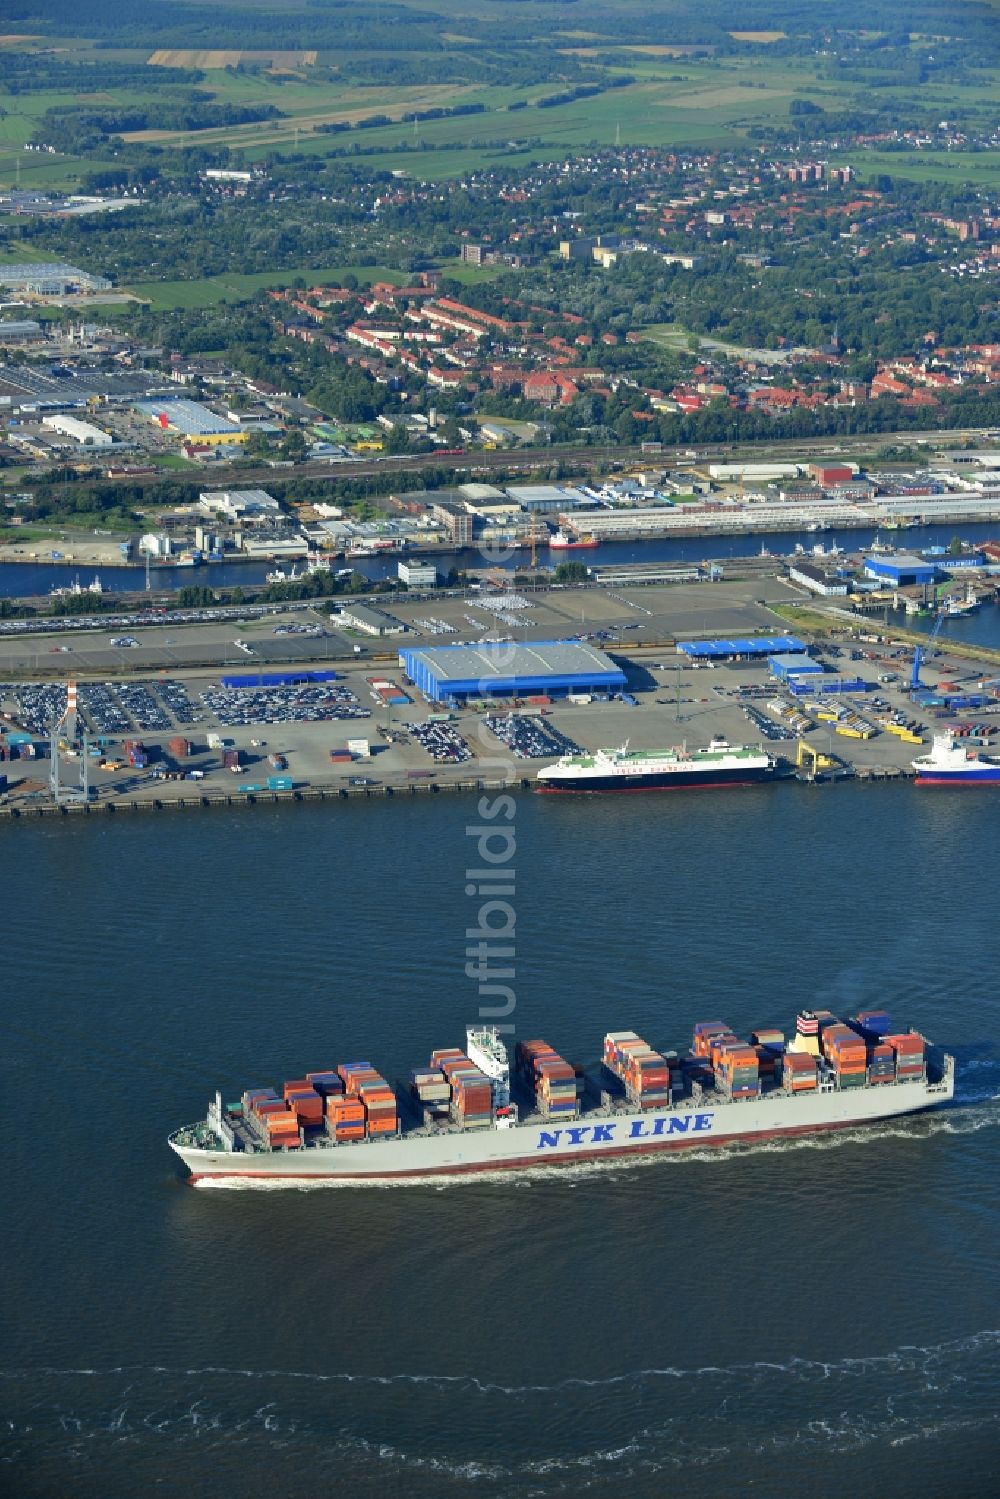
left=742, top=704, right=797, bottom=742
left=484, top=714, right=580, bottom=760
left=200, top=682, right=371, bottom=727
left=406, top=720, right=473, bottom=763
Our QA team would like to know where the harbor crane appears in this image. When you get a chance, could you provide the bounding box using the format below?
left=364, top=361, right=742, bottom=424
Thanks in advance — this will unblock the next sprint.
left=49, top=680, right=90, bottom=805
left=910, top=610, right=947, bottom=695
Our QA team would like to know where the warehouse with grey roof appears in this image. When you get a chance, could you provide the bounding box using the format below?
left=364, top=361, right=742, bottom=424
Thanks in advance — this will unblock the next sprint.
left=399, top=640, right=626, bottom=702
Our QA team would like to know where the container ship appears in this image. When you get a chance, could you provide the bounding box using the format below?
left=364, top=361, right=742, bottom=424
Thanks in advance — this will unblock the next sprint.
left=169, top=1011, right=954, bottom=1184
left=535, top=737, right=780, bottom=793
left=913, top=735, right=1000, bottom=785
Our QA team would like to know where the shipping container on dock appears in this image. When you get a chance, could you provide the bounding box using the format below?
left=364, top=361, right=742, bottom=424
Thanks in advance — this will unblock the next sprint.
left=169, top=737, right=192, bottom=758
left=267, top=775, right=293, bottom=791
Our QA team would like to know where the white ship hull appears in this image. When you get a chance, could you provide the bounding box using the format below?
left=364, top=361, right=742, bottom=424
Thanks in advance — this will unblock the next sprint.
left=170, top=1067, right=953, bottom=1184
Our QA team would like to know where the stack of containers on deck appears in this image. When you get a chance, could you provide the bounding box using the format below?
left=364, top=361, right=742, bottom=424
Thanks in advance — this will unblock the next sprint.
left=821, top=1024, right=868, bottom=1089
left=604, top=1032, right=673, bottom=1109
left=711, top=1037, right=759, bottom=1098
left=751, top=1028, right=784, bottom=1084
left=283, top=1078, right=325, bottom=1126
left=867, top=1043, right=896, bottom=1084
left=886, top=1032, right=925, bottom=1081
left=247, top=1092, right=300, bottom=1148
left=854, top=1010, right=892, bottom=1039
left=515, top=1039, right=577, bottom=1118
left=327, top=1094, right=365, bottom=1140
left=431, top=1050, right=494, bottom=1129
left=338, top=1061, right=398, bottom=1137
left=450, top=1073, right=493, bottom=1126
left=306, top=1070, right=345, bottom=1101
left=783, top=1052, right=818, bottom=1091
left=410, top=1067, right=451, bottom=1109
left=243, top=1086, right=277, bottom=1114
left=360, top=1078, right=399, bottom=1137
left=624, top=1047, right=672, bottom=1110
left=691, top=1021, right=735, bottom=1059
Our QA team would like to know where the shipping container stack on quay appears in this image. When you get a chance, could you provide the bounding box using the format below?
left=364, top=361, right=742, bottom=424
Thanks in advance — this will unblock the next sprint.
left=169, top=1012, right=954, bottom=1182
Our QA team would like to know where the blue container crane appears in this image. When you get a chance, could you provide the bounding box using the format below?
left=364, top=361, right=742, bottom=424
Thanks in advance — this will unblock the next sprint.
left=911, top=609, right=947, bottom=694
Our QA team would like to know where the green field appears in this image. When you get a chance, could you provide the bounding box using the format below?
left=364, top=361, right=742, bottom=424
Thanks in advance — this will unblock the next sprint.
left=125, top=264, right=409, bottom=310
left=1, top=25, right=999, bottom=190
left=846, top=150, right=1000, bottom=189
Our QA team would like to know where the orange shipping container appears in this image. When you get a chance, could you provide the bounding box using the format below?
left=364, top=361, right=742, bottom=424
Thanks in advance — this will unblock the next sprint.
left=328, top=1103, right=365, bottom=1122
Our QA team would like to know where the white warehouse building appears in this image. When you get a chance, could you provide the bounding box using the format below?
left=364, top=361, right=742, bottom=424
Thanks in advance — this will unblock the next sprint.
left=41, top=414, right=113, bottom=447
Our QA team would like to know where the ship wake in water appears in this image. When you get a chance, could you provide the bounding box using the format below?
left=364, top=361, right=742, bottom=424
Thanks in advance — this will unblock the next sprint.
left=3, top=1332, right=998, bottom=1490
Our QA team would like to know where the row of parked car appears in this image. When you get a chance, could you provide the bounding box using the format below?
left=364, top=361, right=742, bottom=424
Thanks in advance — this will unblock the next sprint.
left=200, top=683, right=372, bottom=728
left=406, top=721, right=473, bottom=764
left=483, top=715, right=580, bottom=760
left=742, top=704, right=796, bottom=742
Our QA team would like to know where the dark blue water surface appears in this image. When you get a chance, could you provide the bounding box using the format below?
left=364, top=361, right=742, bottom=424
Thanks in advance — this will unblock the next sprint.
left=2, top=784, right=998, bottom=1497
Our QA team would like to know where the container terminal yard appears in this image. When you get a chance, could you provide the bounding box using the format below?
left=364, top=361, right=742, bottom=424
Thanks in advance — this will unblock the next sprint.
left=1, top=566, right=999, bottom=815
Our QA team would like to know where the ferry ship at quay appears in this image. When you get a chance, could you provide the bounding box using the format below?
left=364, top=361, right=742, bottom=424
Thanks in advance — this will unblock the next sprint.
left=169, top=1012, right=954, bottom=1184
left=913, top=734, right=1000, bottom=785
left=535, top=737, right=779, bottom=793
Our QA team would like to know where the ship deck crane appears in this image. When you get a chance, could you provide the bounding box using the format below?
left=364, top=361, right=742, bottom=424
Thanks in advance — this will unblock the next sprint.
left=910, top=610, right=947, bottom=695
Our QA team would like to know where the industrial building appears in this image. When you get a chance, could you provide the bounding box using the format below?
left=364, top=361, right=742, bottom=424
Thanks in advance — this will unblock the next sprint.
left=769, top=653, right=823, bottom=682
left=399, top=640, right=626, bottom=703
left=398, top=560, right=438, bottom=588
left=787, top=562, right=849, bottom=596
left=198, top=488, right=281, bottom=520
left=0, top=261, right=111, bottom=295
left=135, top=399, right=247, bottom=444
left=337, top=604, right=408, bottom=637
left=863, top=554, right=938, bottom=587
left=505, top=484, right=589, bottom=515
left=41, top=414, right=113, bottom=447
left=589, top=562, right=702, bottom=585
left=677, top=636, right=807, bottom=662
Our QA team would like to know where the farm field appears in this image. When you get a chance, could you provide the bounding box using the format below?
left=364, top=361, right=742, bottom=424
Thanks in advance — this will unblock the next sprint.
left=846, top=149, right=1000, bottom=190
left=0, top=21, right=998, bottom=192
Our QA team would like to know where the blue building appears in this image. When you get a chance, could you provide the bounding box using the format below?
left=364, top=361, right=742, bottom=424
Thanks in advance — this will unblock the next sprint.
left=399, top=640, right=626, bottom=703
left=863, top=554, right=938, bottom=586
left=769, top=653, right=824, bottom=682
left=677, top=635, right=806, bottom=662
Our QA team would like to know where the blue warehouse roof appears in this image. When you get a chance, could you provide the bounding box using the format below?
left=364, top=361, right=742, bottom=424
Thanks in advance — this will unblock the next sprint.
left=678, top=635, right=806, bottom=659
left=769, top=653, right=823, bottom=675
left=399, top=639, right=626, bottom=700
